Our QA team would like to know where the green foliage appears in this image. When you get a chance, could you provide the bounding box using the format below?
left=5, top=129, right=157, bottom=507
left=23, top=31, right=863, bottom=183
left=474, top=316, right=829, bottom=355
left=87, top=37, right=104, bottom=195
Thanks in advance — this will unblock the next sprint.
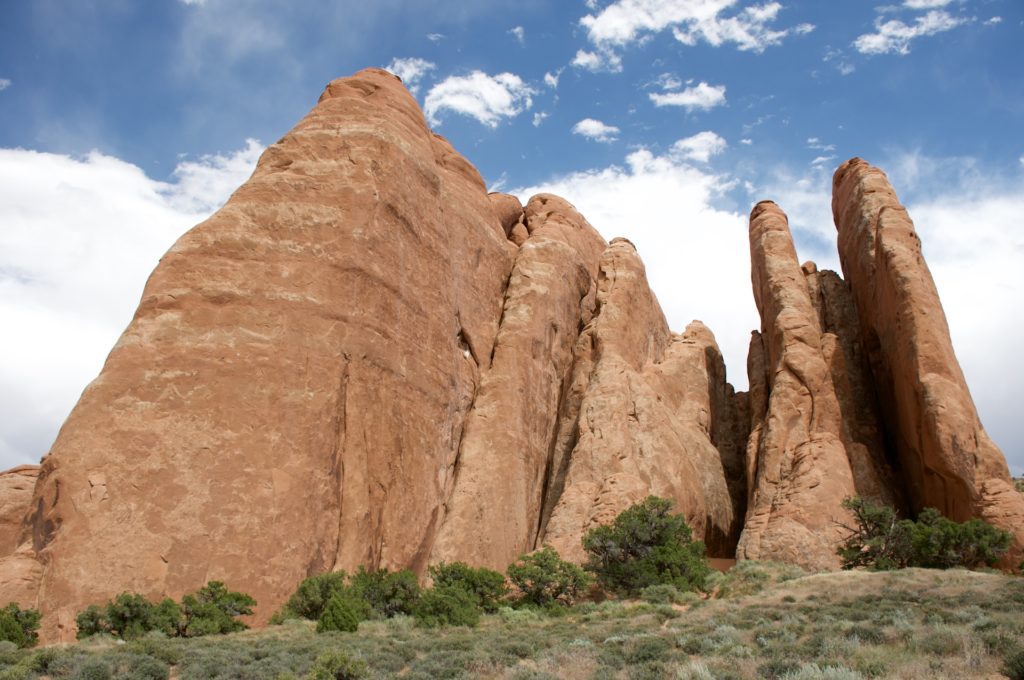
left=347, top=567, right=420, bottom=618
left=71, top=658, right=112, bottom=680
left=276, top=572, right=348, bottom=622
left=316, top=594, right=361, bottom=633
left=0, top=604, right=39, bottom=648
left=506, top=546, right=589, bottom=607
left=412, top=585, right=481, bottom=628
left=582, top=496, right=710, bottom=596
left=306, top=650, right=367, bottom=680
left=180, top=581, right=256, bottom=637
left=1004, top=648, right=1024, bottom=680
left=427, top=562, right=507, bottom=613
left=838, top=496, right=1012, bottom=570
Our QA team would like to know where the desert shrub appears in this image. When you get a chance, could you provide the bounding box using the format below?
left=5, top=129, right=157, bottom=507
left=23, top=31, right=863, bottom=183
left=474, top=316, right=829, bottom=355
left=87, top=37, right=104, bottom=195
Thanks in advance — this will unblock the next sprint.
left=180, top=581, right=255, bottom=637
left=307, top=650, right=367, bottom=680
left=412, top=586, right=480, bottom=628
left=1004, top=648, right=1024, bottom=680
left=316, top=593, right=361, bottom=633
left=71, top=658, right=113, bottom=680
left=276, top=571, right=348, bottom=622
left=507, top=546, right=589, bottom=607
left=837, top=497, right=1010, bottom=570
left=76, top=593, right=167, bottom=640
left=347, top=567, right=421, bottom=618
left=428, top=562, right=507, bottom=612
left=0, top=604, right=39, bottom=648
left=582, top=496, right=709, bottom=596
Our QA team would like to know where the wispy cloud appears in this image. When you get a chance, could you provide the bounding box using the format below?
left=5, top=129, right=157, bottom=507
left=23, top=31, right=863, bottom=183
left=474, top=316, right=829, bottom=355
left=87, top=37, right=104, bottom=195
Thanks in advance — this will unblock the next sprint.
left=649, top=81, right=727, bottom=112
left=572, top=118, right=621, bottom=143
left=423, top=71, right=535, bottom=128
left=543, top=69, right=562, bottom=89
left=571, top=48, right=622, bottom=73
left=0, top=79, right=10, bottom=92
left=532, top=112, right=549, bottom=127
left=579, top=0, right=815, bottom=64
left=383, top=57, right=436, bottom=95
left=854, top=10, right=965, bottom=55
left=509, top=26, right=525, bottom=44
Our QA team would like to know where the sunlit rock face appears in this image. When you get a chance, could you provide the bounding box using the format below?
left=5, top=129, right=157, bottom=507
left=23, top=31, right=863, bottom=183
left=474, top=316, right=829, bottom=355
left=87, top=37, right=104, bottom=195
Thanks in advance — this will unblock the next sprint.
left=0, top=72, right=1017, bottom=643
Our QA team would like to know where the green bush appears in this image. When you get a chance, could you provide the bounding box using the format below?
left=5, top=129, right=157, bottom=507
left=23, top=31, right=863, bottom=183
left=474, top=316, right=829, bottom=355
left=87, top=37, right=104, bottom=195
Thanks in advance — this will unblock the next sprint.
left=275, top=571, right=348, bottom=622
left=307, top=650, right=367, bottom=680
left=347, top=567, right=421, bottom=618
left=0, top=603, right=39, bottom=648
left=506, top=546, right=589, bottom=607
left=316, top=594, right=362, bottom=633
left=412, top=585, right=481, bottom=628
left=180, top=581, right=255, bottom=637
left=1005, top=648, right=1024, bottom=680
left=71, top=658, right=113, bottom=680
left=428, top=562, right=507, bottom=612
left=582, top=496, right=710, bottom=596
left=837, top=496, right=1011, bottom=570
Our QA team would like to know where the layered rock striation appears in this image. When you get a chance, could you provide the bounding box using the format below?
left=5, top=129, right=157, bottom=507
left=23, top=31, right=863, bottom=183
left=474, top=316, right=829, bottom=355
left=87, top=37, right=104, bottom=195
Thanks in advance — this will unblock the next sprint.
left=0, top=72, right=1018, bottom=641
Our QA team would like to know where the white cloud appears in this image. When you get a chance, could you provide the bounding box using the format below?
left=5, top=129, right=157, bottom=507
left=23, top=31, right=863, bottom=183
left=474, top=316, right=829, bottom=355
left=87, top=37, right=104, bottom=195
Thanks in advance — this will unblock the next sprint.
left=427, top=33, right=445, bottom=42
left=514, top=144, right=754, bottom=397
left=571, top=48, right=622, bottom=72
left=740, top=138, right=753, bottom=145
left=649, top=81, right=726, bottom=111
left=543, top=70, right=562, bottom=89
left=533, top=112, right=550, bottom=127
left=383, top=57, right=436, bottom=95
left=854, top=10, right=965, bottom=55
left=810, top=155, right=836, bottom=167
left=509, top=26, right=525, bottom=44
left=983, top=16, right=1002, bottom=26
left=654, top=73, right=683, bottom=90
left=0, top=79, right=11, bottom=91
left=423, top=71, right=535, bottom=128
left=179, top=0, right=206, bottom=4
left=573, top=118, right=621, bottom=143
left=0, top=141, right=262, bottom=469
left=807, top=137, right=836, bottom=152
left=903, top=0, right=954, bottom=8
left=580, top=0, right=815, bottom=55
left=671, top=130, right=727, bottom=162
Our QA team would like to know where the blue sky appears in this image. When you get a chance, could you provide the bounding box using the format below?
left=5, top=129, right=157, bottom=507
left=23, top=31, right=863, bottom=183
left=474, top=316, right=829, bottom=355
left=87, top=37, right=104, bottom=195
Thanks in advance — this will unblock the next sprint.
left=1, top=0, right=1022, bottom=474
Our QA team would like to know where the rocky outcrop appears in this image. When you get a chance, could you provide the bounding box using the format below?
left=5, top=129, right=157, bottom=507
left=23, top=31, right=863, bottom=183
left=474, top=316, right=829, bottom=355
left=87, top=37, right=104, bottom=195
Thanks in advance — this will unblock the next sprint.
left=0, top=68, right=1018, bottom=643
left=832, top=158, right=1024, bottom=562
left=539, top=240, right=747, bottom=563
left=0, top=465, right=37, bottom=556
left=738, top=202, right=897, bottom=570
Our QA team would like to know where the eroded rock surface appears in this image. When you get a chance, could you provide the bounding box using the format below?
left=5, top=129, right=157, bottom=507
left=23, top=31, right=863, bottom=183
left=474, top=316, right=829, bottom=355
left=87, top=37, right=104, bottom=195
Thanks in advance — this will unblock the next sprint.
left=0, top=465, right=37, bottom=556
left=832, top=158, right=1024, bottom=562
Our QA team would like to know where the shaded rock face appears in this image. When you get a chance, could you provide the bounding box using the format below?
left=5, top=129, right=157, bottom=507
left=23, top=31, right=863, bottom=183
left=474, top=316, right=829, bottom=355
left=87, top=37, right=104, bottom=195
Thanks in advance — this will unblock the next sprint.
left=832, top=158, right=1024, bottom=563
left=0, top=466, right=38, bottom=556
left=0, top=69, right=747, bottom=642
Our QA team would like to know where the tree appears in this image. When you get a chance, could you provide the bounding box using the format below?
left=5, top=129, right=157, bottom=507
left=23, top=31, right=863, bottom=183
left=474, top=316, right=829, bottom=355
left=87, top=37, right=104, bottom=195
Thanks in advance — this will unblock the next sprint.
left=276, top=571, right=348, bottom=621
left=0, top=602, right=40, bottom=648
left=582, top=496, right=710, bottom=596
left=412, top=585, right=481, bottom=628
left=506, top=546, right=589, bottom=607
left=316, top=593, right=362, bottom=633
left=347, top=567, right=420, bottom=618
left=836, top=496, right=1011, bottom=570
left=180, top=581, right=255, bottom=637
left=427, top=562, right=507, bottom=613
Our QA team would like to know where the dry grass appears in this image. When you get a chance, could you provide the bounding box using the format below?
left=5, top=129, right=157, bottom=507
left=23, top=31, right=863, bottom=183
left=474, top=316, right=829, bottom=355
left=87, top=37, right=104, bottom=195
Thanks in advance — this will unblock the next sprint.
left=1, top=565, right=1021, bottom=679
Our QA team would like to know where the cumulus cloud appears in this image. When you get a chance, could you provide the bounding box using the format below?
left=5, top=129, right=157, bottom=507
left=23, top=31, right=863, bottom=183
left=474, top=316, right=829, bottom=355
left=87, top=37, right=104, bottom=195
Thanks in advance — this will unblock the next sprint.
left=509, top=26, right=525, bottom=44
left=854, top=10, right=964, bottom=55
left=533, top=112, right=549, bottom=127
left=903, top=0, right=954, bottom=8
left=513, top=144, right=755, bottom=395
left=671, top=130, right=727, bottom=162
left=580, top=0, right=814, bottom=57
left=0, top=79, right=10, bottom=91
left=571, top=48, right=622, bottom=73
left=649, top=81, right=726, bottom=111
left=383, top=57, right=436, bottom=94
left=572, top=118, right=621, bottom=143
left=423, top=71, right=535, bottom=128
left=0, top=141, right=262, bottom=469
left=544, top=70, right=562, bottom=89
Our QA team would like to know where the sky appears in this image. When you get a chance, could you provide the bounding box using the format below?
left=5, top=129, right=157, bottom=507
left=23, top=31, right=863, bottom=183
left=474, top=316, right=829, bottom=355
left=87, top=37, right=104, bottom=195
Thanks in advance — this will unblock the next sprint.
left=1, top=0, right=1022, bottom=475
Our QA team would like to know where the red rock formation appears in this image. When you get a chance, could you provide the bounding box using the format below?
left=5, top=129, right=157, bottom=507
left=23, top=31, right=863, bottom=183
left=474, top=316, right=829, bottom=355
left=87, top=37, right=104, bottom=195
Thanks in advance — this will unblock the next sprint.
left=738, top=201, right=896, bottom=570
left=0, top=68, right=516, bottom=642
left=832, top=158, right=1024, bottom=562
left=540, top=240, right=747, bottom=562
left=0, top=465, right=37, bottom=557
